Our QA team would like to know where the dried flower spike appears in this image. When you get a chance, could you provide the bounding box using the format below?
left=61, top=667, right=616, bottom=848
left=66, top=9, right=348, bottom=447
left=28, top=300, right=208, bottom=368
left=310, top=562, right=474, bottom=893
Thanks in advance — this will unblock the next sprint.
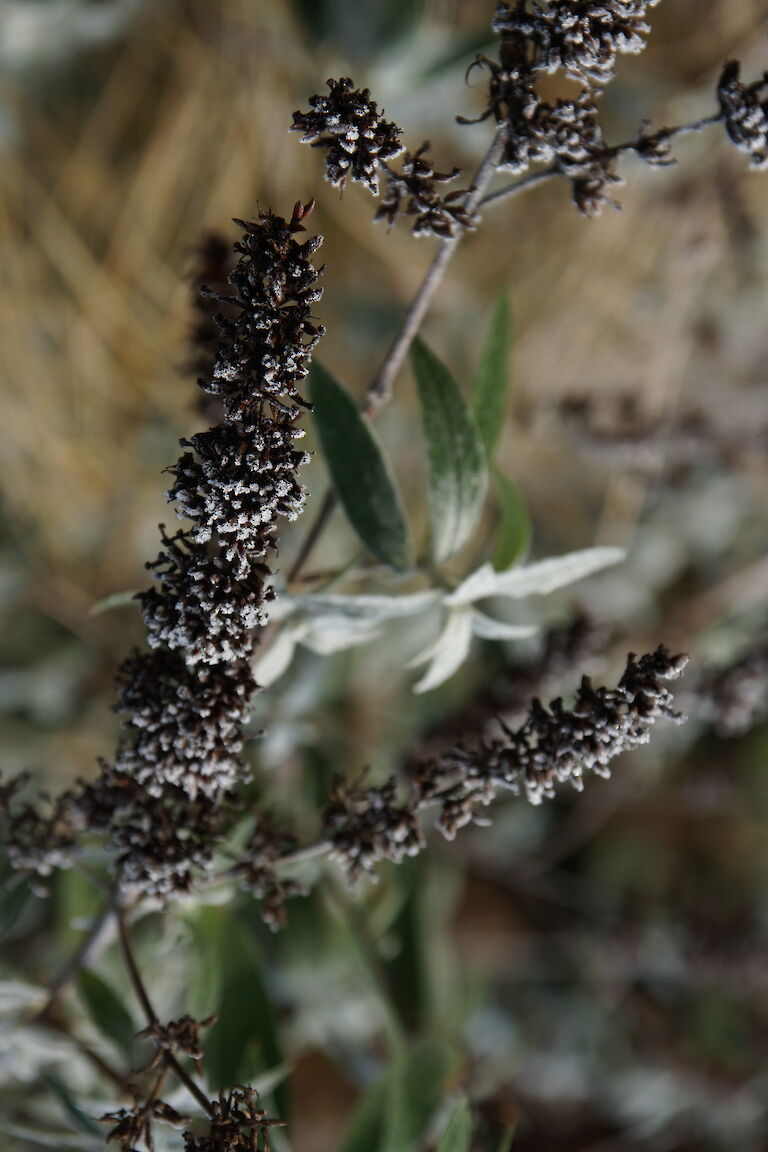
left=0, top=207, right=326, bottom=903
left=324, top=648, right=687, bottom=880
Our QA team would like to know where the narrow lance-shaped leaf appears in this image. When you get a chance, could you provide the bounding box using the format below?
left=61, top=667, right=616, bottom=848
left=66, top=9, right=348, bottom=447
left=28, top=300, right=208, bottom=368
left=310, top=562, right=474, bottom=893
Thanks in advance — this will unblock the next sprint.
left=43, top=1073, right=104, bottom=1139
left=252, top=623, right=303, bottom=687
left=473, top=291, right=512, bottom=459
left=202, top=914, right=285, bottom=1116
left=437, top=1097, right=472, bottom=1152
left=445, top=546, right=625, bottom=606
left=311, top=362, right=411, bottom=570
left=411, top=338, right=488, bottom=565
left=383, top=1038, right=460, bottom=1152
left=0, top=876, right=31, bottom=937
left=336, top=1070, right=389, bottom=1152
left=407, top=606, right=474, bottom=694
left=492, top=469, right=531, bottom=571
left=281, top=590, right=439, bottom=621
left=78, top=969, right=136, bottom=1055
left=338, top=1038, right=459, bottom=1152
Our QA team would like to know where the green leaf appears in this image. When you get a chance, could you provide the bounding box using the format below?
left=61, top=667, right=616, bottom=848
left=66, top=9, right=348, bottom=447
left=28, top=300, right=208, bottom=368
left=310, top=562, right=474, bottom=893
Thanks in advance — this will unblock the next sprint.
left=411, top=339, right=488, bottom=565
left=88, top=589, right=139, bottom=616
left=339, top=1037, right=459, bottom=1152
left=383, top=1037, right=459, bottom=1152
left=0, top=877, right=32, bottom=936
left=44, top=1073, right=103, bottom=1138
left=55, top=869, right=100, bottom=951
left=202, top=913, right=285, bottom=1116
left=384, top=859, right=428, bottom=1031
left=473, top=293, right=512, bottom=460
left=78, top=969, right=136, bottom=1055
left=423, top=31, right=497, bottom=78
left=310, top=362, right=411, bottom=570
left=492, top=470, right=531, bottom=571
left=496, top=1119, right=519, bottom=1152
left=437, top=1097, right=471, bottom=1152
left=291, top=0, right=421, bottom=54
left=337, top=1070, right=389, bottom=1152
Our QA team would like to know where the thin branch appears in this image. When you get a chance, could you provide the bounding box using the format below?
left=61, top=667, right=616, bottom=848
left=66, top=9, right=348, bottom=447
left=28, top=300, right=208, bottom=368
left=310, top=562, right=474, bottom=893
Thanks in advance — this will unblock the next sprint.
left=481, top=112, right=724, bottom=212
left=116, top=906, right=214, bottom=1117
left=45, top=1014, right=130, bottom=1092
left=365, top=124, right=508, bottom=417
left=39, top=884, right=123, bottom=1018
left=287, top=126, right=509, bottom=587
left=286, top=484, right=337, bottom=585
left=325, top=871, right=409, bottom=1042
left=276, top=838, right=333, bottom=868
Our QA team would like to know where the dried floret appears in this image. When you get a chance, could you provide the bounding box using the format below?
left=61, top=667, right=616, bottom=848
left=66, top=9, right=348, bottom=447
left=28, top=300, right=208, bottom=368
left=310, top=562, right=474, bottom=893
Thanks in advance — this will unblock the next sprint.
left=718, top=60, right=768, bottom=171
left=291, top=77, right=403, bottom=193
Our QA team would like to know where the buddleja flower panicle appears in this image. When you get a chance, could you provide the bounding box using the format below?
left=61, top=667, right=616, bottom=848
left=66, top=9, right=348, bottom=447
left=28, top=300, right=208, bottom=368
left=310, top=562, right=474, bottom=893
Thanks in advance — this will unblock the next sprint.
left=141, top=529, right=273, bottom=666
left=167, top=421, right=310, bottom=576
left=324, top=648, right=687, bottom=880
left=0, top=205, right=326, bottom=900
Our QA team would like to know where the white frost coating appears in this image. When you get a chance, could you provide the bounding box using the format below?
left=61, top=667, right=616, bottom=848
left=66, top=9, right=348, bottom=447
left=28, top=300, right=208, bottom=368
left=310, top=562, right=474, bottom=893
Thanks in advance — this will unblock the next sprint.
left=446, top=546, right=626, bottom=606
left=409, top=606, right=474, bottom=694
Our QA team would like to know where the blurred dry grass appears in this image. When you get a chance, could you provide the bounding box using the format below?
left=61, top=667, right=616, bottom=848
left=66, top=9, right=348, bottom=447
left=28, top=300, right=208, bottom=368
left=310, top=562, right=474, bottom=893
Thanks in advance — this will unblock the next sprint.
left=1, top=6, right=768, bottom=1148
left=0, top=1, right=765, bottom=568
left=0, top=0, right=766, bottom=767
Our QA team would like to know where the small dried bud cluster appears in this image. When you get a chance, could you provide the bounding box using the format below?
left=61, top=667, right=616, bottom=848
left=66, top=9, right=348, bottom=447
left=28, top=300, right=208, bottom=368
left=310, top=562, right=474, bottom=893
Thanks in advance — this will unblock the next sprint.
left=718, top=61, right=768, bottom=171
left=102, top=1080, right=278, bottom=1152
left=232, top=815, right=307, bottom=930
left=0, top=205, right=325, bottom=906
left=696, top=638, right=768, bottom=738
left=291, top=77, right=403, bottom=193
left=103, top=1098, right=188, bottom=1151
left=324, top=648, right=686, bottom=879
left=492, top=0, right=661, bottom=88
left=469, top=0, right=662, bottom=215
left=0, top=775, right=80, bottom=891
left=447, top=645, right=688, bottom=810
left=293, top=81, right=472, bottom=238
left=323, top=774, right=425, bottom=882
left=137, top=1013, right=217, bottom=1074
left=376, top=143, right=473, bottom=238
left=183, top=1087, right=282, bottom=1152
